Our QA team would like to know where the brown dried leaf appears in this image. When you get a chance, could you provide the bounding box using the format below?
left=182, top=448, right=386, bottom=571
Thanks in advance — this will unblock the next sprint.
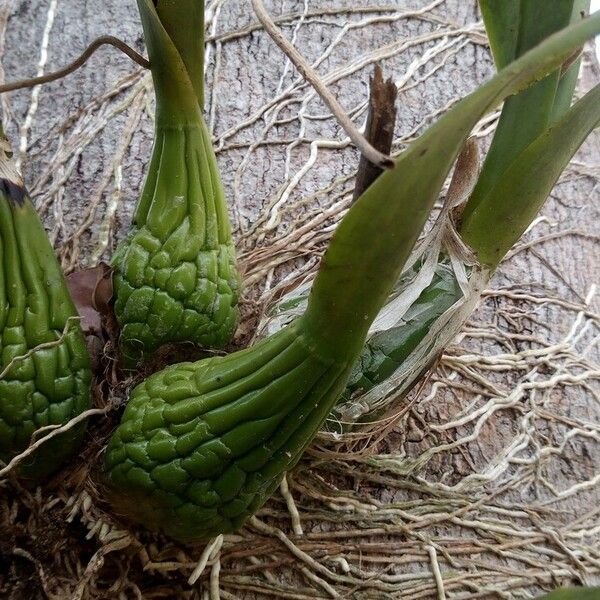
left=66, top=262, right=113, bottom=337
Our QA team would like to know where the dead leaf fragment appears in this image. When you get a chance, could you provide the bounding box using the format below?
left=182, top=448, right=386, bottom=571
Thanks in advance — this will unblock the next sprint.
left=66, top=263, right=113, bottom=337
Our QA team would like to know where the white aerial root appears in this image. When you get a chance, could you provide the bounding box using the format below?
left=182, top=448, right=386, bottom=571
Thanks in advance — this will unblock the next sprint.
left=16, top=0, right=57, bottom=171
left=280, top=474, right=304, bottom=535
left=252, top=0, right=394, bottom=170
left=0, top=407, right=107, bottom=479
left=188, top=535, right=224, bottom=585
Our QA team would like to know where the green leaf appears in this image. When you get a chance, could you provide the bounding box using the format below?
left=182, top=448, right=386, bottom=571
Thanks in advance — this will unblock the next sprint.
left=463, top=0, right=575, bottom=223
left=460, top=82, right=600, bottom=268
left=551, top=0, right=591, bottom=122
left=302, top=11, right=600, bottom=360
left=479, top=0, right=521, bottom=69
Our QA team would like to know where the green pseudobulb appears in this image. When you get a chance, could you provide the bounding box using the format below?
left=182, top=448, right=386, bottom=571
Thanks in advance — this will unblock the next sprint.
left=112, top=0, right=239, bottom=365
left=0, top=155, right=91, bottom=479
left=112, top=123, right=240, bottom=362
left=105, top=321, right=349, bottom=540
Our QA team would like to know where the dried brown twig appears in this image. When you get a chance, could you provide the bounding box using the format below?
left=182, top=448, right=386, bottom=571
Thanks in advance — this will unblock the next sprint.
left=353, top=64, right=398, bottom=201
left=0, top=35, right=149, bottom=94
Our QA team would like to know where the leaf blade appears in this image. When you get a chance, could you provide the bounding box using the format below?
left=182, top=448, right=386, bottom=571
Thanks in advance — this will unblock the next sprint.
left=302, top=11, right=600, bottom=360
left=460, top=82, right=600, bottom=268
left=136, top=0, right=200, bottom=123
left=462, top=0, right=575, bottom=223
left=154, top=0, right=206, bottom=107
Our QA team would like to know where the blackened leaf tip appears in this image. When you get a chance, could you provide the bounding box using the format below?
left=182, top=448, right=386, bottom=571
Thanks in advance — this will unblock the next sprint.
left=0, top=177, right=27, bottom=207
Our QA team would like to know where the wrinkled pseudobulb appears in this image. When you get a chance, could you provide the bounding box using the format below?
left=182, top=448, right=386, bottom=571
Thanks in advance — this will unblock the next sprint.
left=0, top=136, right=91, bottom=479
left=105, top=322, right=347, bottom=540
left=113, top=0, right=240, bottom=365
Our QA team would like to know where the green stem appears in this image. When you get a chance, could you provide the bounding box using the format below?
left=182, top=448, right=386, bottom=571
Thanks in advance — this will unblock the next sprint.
left=154, top=0, right=205, bottom=107
left=137, top=0, right=200, bottom=125
left=479, top=0, right=521, bottom=69
left=113, top=0, right=239, bottom=362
